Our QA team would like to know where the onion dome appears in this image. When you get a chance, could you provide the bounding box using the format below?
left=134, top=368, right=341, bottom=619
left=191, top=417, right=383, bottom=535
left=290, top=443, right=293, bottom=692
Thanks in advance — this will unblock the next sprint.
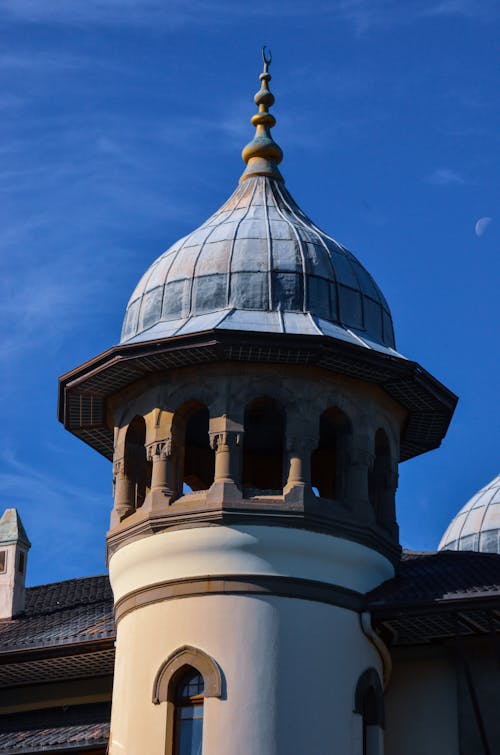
left=439, top=474, right=500, bottom=554
left=121, top=50, right=397, bottom=356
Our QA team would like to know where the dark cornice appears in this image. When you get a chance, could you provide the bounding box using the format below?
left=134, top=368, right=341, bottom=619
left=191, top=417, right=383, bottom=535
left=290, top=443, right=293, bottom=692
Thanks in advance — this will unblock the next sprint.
left=0, top=638, right=115, bottom=665
left=58, top=328, right=458, bottom=463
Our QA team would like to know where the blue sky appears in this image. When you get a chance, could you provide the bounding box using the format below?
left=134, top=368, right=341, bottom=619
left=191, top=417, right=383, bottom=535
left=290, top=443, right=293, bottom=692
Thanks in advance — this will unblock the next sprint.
left=0, top=1, right=498, bottom=585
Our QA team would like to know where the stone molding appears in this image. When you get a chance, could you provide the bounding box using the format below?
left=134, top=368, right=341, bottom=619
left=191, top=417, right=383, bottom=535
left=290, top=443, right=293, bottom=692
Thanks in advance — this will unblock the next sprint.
left=106, top=496, right=401, bottom=565
left=114, top=573, right=366, bottom=624
left=152, top=645, right=222, bottom=704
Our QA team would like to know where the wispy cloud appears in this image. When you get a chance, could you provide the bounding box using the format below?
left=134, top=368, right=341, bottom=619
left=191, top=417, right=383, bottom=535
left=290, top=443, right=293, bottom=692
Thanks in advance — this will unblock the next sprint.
left=1, top=0, right=497, bottom=32
left=0, top=450, right=109, bottom=583
left=426, top=167, right=467, bottom=186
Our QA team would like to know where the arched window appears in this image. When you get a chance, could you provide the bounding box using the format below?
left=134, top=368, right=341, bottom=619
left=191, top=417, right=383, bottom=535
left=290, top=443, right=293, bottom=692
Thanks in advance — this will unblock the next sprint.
left=184, top=406, right=214, bottom=491
left=172, top=668, right=204, bottom=755
left=124, top=416, right=151, bottom=508
left=368, top=429, right=392, bottom=523
left=311, top=407, right=351, bottom=500
left=354, top=668, right=385, bottom=755
left=172, top=403, right=215, bottom=495
left=242, top=397, right=285, bottom=492
left=152, top=645, right=222, bottom=755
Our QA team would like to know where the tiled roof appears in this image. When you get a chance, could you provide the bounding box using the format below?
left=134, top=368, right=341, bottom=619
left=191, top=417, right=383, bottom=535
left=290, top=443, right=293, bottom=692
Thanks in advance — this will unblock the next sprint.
left=0, top=703, right=110, bottom=753
left=0, top=648, right=115, bottom=688
left=0, top=576, right=114, bottom=653
left=0, top=551, right=499, bottom=656
left=369, top=549, right=500, bottom=608
left=369, top=550, right=500, bottom=645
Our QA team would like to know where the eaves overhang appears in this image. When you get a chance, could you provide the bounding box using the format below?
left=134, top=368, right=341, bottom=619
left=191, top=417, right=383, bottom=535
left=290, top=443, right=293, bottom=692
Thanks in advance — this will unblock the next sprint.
left=58, top=329, right=457, bottom=463
left=370, top=594, right=500, bottom=646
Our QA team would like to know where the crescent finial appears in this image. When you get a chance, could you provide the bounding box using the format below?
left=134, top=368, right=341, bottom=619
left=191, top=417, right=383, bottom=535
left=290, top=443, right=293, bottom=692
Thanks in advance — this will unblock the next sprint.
left=262, top=46, right=272, bottom=73
left=239, top=48, right=283, bottom=183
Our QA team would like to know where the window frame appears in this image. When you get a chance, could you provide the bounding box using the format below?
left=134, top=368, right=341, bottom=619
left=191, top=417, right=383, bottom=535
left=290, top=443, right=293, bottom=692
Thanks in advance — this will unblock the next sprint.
left=172, top=668, right=205, bottom=755
left=152, top=645, right=222, bottom=755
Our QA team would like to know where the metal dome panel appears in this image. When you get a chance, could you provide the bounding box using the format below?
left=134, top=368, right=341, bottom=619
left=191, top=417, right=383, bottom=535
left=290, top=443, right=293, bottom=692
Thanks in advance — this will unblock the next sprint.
left=121, top=176, right=395, bottom=351
left=439, top=474, right=500, bottom=554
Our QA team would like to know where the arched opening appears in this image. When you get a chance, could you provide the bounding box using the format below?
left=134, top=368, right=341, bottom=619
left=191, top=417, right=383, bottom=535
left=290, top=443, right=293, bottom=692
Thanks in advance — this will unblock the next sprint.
left=124, top=416, right=151, bottom=509
left=172, top=667, right=204, bottom=755
left=368, top=428, right=391, bottom=522
left=311, top=407, right=351, bottom=500
left=243, top=397, right=285, bottom=492
left=173, top=402, right=214, bottom=494
left=362, top=686, right=380, bottom=755
left=354, top=668, right=385, bottom=755
left=152, top=645, right=221, bottom=755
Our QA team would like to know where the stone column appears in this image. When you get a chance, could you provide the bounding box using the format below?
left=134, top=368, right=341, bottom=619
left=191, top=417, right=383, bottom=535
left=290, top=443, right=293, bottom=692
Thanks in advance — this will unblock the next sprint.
left=142, top=436, right=177, bottom=513
left=110, top=459, right=135, bottom=528
left=283, top=434, right=315, bottom=505
left=206, top=417, right=243, bottom=505
left=345, top=434, right=374, bottom=521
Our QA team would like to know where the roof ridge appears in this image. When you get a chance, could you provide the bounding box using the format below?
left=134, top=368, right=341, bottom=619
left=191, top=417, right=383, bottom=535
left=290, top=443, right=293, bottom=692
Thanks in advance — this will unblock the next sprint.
left=26, top=573, right=109, bottom=592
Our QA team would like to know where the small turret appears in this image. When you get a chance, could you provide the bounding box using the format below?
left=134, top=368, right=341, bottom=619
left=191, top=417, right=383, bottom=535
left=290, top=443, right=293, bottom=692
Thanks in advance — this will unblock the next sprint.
left=0, top=508, right=31, bottom=619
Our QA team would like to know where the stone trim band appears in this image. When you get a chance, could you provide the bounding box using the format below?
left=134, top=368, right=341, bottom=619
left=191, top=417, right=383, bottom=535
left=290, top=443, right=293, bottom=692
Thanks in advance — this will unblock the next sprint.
left=114, top=573, right=365, bottom=623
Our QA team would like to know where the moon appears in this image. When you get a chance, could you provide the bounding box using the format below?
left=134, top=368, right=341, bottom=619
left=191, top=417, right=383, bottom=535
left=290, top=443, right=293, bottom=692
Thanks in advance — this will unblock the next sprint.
left=475, top=217, right=492, bottom=237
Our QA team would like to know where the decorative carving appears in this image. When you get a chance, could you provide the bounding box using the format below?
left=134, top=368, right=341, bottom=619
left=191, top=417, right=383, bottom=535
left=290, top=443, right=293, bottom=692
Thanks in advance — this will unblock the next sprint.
left=113, top=459, right=125, bottom=477
left=209, top=431, right=241, bottom=451
left=146, top=437, right=173, bottom=462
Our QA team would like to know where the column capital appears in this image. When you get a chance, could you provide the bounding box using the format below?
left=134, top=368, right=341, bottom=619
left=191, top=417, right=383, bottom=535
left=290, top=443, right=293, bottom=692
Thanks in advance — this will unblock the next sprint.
left=286, top=433, right=316, bottom=454
left=209, top=430, right=242, bottom=451
left=113, top=459, right=125, bottom=477
left=348, top=447, right=374, bottom=468
left=146, top=437, right=173, bottom=461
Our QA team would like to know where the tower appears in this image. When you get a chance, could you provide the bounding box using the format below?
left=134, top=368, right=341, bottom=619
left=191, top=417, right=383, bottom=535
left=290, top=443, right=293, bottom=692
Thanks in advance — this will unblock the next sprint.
left=58, top=53, right=456, bottom=755
left=0, top=509, right=30, bottom=619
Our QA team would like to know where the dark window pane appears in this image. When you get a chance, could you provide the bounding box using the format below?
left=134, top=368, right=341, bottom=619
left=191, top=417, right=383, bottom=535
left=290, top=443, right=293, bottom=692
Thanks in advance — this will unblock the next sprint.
left=479, top=530, right=499, bottom=553
left=382, top=310, right=395, bottom=347
left=229, top=272, right=269, bottom=310
left=350, top=261, right=378, bottom=299
left=122, top=298, right=140, bottom=339
left=339, top=286, right=362, bottom=328
left=308, top=276, right=331, bottom=320
left=175, top=704, right=203, bottom=755
left=162, top=280, right=189, bottom=320
left=141, top=287, right=163, bottom=329
left=192, top=274, right=228, bottom=314
left=332, top=252, right=358, bottom=288
left=272, top=272, right=303, bottom=311
left=363, top=298, right=383, bottom=341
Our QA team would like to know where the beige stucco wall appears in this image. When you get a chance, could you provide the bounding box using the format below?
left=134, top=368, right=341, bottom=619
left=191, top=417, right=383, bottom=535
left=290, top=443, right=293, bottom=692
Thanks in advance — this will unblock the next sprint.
left=109, top=594, right=382, bottom=755
left=109, top=524, right=394, bottom=602
left=108, top=525, right=391, bottom=754
left=385, top=650, right=459, bottom=755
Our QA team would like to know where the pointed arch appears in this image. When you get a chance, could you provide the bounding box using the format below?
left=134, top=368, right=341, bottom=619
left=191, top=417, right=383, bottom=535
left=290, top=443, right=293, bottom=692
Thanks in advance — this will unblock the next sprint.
left=311, top=407, right=352, bottom=500
left=369, top=428, right=393, bottom=525
left=124, top=415, right=151, bottom=509
left=172, top=401, right=215, bottom=494
left=242, top=396, right=285, bottom=491
left=152, top=645, right=222, bottom=705
left=354, top=668, right=385, bottom=755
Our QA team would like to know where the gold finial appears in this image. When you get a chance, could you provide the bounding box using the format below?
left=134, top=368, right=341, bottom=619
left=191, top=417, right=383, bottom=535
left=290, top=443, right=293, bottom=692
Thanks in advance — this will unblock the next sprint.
left=239, top=47, right=284, bottom=184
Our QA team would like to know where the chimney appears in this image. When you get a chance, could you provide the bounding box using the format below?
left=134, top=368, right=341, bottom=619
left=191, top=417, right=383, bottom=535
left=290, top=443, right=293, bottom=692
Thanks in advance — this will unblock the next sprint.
left=0, top=509, right=31, bottom=619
